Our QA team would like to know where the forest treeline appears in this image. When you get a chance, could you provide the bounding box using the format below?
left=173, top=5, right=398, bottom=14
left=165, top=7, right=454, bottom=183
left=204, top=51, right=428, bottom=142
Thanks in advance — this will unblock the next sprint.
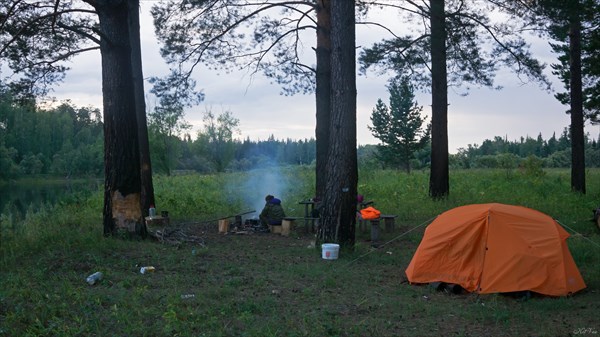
left=1, top=95, right=598, bottom=181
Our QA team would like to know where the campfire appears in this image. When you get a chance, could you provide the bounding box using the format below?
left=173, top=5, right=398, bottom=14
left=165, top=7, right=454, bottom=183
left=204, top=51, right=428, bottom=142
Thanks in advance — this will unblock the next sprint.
left=229, top=211, right=269, bottom=233
left=217, top=210, right=271, bottom=234
left=240, top=217, right=269, bottom=233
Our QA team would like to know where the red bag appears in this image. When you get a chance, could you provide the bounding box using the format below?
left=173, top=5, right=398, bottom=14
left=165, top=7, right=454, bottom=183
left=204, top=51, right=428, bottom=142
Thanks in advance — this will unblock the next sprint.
left=360, top=206, right=381, bottom=220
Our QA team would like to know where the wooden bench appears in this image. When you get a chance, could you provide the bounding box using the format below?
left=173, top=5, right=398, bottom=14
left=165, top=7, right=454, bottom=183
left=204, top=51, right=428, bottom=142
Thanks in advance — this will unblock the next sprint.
left=366, top=215, right=397, bottom=247
left=283, top=216, right=319, bottom=234
left=358, top=214, right=397, bottom=233
left=380, top=214, right=398, bottom=232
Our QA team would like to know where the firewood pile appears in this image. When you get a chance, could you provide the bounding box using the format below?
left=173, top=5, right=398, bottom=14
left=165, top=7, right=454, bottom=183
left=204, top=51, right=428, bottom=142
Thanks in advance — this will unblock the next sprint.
left=144, top=210, right=263, bottom=244
left=147, top=222, right=207, bottom=246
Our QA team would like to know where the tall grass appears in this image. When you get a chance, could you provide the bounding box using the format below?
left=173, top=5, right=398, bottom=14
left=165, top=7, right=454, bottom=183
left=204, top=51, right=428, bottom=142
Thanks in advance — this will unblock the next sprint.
left=361, top=168, right=599, bottom=233
left=152, top=166, right=316, bottom=221
left=2, top=167, right=599, bottom=270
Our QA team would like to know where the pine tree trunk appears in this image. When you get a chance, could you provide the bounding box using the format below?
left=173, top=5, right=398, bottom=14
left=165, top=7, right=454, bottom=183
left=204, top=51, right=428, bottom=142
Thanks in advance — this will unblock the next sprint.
left=98, top=2, right=143, bottom=236
left=315, top=0, right=331, bottom=200
left=429, top=0, right=450, bottom=198
left=320, top=0, right=357, bottom=248
left=569, top=16, right=586, bottom=193
left=128, top=0, right=156, bottom=218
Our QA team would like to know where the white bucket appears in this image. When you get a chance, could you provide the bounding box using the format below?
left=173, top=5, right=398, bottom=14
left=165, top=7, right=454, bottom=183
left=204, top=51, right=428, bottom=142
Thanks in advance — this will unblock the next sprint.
left=321, top=243, right=340, bottom=260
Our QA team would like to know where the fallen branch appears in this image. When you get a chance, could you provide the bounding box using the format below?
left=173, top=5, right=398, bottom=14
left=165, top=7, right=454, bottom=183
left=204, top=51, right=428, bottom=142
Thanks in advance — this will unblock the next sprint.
left=201, top=209, right=257, bottom=223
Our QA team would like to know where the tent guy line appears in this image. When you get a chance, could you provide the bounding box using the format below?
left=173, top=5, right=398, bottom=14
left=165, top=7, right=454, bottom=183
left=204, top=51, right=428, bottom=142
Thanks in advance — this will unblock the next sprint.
left=557, top=220, right=600, bottom=249
left=338, top=216, right=437, bottom=270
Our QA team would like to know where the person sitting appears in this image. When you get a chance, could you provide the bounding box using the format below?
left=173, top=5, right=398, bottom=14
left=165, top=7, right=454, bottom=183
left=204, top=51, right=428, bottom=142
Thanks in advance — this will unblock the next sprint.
left=259, top=195, right=286, bottom=229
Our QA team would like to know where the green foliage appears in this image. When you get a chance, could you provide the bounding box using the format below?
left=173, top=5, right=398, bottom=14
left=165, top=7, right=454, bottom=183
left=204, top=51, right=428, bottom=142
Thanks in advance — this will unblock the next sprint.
left=368, top=77, right=430, bottom=172
left=451, top=131, right=598, bottom=169
left=474, top=155, right=499, bottom=169
left=545, top=149, right=571, bottom=168
left=0, top=87, right=320, bottom=180
left=497, top=153, right=519, bottom=171
left=0, top=145, right=20, bottom=179
left=195, top=109, right=241, bottom=173
left=151, top=1, right=317, bottom=96
left=0, top=92, right=104, bottom=180
left=536, top=0, right=600, bottom=122
left=0, top=1, right=98, bottom=100
left=147, top=73, right=202, bottom=175
left=146, top=167, right=314, bottom=222
left=357, top=144, right=384, bottom=171
left=18, top=153, right=44, bottom=174
left=359, top=1, right=549, bottom=93
left=1, top=80, right=597, bottom=183
left=521, top=155, right=546, bottom=178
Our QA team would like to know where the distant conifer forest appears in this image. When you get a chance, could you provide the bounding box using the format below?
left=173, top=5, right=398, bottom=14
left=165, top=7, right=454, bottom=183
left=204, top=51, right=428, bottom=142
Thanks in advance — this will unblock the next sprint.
left=1, top=98, right=598, bottom=181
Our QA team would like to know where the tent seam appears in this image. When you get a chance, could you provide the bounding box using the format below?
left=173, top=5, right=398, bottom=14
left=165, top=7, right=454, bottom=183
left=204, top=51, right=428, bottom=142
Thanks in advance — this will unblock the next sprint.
left=475, top=210, right=491, bottom=293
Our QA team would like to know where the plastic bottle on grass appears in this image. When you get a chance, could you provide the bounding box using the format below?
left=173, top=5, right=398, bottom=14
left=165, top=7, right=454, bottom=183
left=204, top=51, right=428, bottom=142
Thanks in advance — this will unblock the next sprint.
left=140, top=266, right=155, bottom=274
left=86, top=272, right=103, bottom=285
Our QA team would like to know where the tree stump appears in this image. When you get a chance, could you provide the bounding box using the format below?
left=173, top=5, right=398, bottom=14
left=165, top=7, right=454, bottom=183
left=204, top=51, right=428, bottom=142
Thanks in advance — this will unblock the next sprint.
left=218, top=219, right=230, bottom=233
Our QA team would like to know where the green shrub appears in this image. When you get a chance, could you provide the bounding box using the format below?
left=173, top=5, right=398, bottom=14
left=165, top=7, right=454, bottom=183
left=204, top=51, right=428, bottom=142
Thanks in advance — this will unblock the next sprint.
left=521, top=155, right=546, bottom=177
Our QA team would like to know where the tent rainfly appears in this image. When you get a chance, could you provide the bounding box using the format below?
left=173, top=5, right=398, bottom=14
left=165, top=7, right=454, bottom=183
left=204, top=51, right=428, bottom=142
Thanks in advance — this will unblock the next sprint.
left=405, top=203, right=586, bottom=296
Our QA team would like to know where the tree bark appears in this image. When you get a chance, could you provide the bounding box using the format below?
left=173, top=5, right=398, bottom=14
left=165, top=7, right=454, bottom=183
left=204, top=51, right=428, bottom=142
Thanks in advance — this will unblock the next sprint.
left=97, top=2, right=143, bottom=236
left=315, top=0, right=331, bottom=201
left=569, top=15, right=586, bottom=194
left=320, top=0, right=357, bottom=248
left=429, top=0, right=449, bottom=198
left=128, top=0, right=156, bottom=215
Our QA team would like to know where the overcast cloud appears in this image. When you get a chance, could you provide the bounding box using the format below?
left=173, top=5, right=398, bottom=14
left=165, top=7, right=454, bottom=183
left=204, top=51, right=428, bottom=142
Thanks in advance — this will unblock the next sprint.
left=47, top=4, right=598, bottom=153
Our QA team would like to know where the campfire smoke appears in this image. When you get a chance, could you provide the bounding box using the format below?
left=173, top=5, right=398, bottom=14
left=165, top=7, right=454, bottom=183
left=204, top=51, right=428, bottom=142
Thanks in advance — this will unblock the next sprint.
left=239, top=167, right=287, bottom=216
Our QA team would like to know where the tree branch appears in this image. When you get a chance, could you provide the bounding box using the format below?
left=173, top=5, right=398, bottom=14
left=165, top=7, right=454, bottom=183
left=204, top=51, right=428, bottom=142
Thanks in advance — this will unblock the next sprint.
left=361, top=0, right=426, bottom=17
left=51, top=0, right=60, bottom=34
left=0, top=7, right=97, bottom=56
left=56, top=21, right=101, bottom=45
left=13, top=46, right=100, bottom=72
left=291, top=61, right=315, bottom=74
left=453, top=11, right=527, bottom=72
left=356, top=21, right=401, bottom=39
left=182, top=1, right=315, bottom=79
left=0, top=0, right=24, bottom=32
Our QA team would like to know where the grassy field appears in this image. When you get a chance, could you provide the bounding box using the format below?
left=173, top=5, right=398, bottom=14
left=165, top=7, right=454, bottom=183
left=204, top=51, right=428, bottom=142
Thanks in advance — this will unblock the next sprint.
left=1, top=167, right=599, bottom=336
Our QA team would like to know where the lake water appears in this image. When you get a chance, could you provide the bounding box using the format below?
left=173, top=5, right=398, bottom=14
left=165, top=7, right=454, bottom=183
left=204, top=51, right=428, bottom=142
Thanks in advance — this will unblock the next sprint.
left=0, top=179, right=102, bottom=218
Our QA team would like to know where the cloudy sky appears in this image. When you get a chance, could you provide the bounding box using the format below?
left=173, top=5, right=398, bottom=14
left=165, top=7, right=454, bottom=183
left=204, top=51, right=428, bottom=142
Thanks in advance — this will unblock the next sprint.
left=48, top=3, right=598, bottom=154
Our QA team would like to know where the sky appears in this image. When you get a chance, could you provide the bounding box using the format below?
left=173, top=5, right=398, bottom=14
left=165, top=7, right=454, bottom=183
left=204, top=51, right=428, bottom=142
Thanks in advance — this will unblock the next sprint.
left=46, top=3, right=599, bottom=154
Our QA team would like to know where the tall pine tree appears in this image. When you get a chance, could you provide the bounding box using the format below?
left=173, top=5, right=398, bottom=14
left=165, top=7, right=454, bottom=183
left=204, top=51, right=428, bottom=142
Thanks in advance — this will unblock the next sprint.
left=369, top=77, right=430, bottom=172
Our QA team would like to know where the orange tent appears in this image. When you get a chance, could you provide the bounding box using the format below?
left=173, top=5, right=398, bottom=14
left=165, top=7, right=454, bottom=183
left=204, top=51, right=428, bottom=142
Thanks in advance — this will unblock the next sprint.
left=405, top=203, right=586, bottom=296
